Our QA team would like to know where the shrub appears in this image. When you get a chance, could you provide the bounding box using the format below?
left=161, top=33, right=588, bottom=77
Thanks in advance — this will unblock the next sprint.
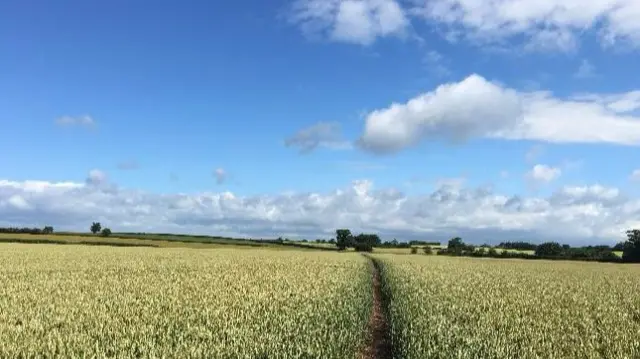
left=410, top=247, right=418, bottom=254
left=100, top=228, right=112, bottom=237
left=423, top=246, right=433, bottom=255
left=353, top=242, right=373, bottom=252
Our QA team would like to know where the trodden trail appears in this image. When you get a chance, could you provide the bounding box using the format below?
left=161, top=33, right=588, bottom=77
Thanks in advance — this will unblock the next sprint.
left=358, top=255, right=393, bottom=359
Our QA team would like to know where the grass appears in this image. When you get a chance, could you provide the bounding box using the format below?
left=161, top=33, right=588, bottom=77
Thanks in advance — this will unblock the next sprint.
left=374, top=254, right=640, bottom=358
left=0, top=244, right=372, bottom=358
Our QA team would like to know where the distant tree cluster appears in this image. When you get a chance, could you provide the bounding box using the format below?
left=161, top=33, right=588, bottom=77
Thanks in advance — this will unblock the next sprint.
left=435, top=230, right=640, bottom=263
left=90, top=222, right=112, bottom=237
left=437, top=237, right=476, bottom=256
left=335, top=229, right=381, bottom=252
left=0, top=226, right=54, bottom=235
left=613, top=241, right=627, bottom=251
left=377, top=239, right=440, bottom=248
left=498, top=241, right=537, bottom=251
left=534, top=242, right=621, bottom=262
left=622, top=230, right=640, bottom=263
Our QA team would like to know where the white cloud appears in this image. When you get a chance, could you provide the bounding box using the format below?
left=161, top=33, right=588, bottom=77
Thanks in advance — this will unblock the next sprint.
left=358, top=74, right=640, bottom=153
left=574, top=59, right=597, bottom=79
left=358, top=74, right=523, bottom=152
left=214, top=168, right=227, bottom=185
left=630, top=169, right=640, bottom=181
left=289, top=0, right=409, bottom=45
left=576, top=91, right=640, bottom=113
left=526, top=164, right=562, bottom=184
left=86, top=170, right=107, bottom=186
left=0, top=176, right=637, bottom=244
left=285, top=122, right=352, bottom=153
left=413, top=0, right=640, bottom=50
left=6, top=195, right=31, bottom=211
left=55, top=115, right=95, bottom=127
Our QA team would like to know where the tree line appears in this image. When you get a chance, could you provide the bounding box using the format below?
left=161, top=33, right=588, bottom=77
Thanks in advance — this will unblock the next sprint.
left=4, top=222, right=639, bottom=263
left=331, top=228, right=640, bottom=263
left=0, top=226, right=54, bottom=235
left=436, top=230, right=640, bottom=263
left=498, top=240, right=628, bottom=253
left=0, top=223, right=112, bottom=237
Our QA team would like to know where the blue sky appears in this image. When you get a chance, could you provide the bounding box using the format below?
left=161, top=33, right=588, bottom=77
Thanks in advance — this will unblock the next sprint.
left=1, top=0, right=640, bottom=244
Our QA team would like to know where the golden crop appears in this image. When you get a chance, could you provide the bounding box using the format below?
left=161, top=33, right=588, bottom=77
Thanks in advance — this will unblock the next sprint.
left=0, top=244, right=372, bottom=358
left=375, top=254, right=640, bottom=359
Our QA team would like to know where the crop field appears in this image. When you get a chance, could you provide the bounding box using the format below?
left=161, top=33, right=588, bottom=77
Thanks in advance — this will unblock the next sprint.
left=0, top=233, right=327, bottom=251
left=375, top=254, right=640, bottom=359
left=3, top=241, right=639, bottom=359
left=0, top=244, right=372, bottom=358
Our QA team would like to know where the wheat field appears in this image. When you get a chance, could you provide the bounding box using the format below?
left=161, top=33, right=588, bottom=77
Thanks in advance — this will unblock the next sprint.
left=375, top=254, right=640, bottom=359
left=0, top=244, right=372, bottom=358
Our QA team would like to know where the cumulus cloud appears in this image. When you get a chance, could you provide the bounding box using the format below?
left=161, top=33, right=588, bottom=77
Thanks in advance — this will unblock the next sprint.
left=289, top=0, right=409, bottom=45
left=630, top=169, right=640, bottom=181
left=358, top=74, right=640, bottom=153
left=55, top=115, right=95, bottom=127
left=0, top=176, right=637, bottom=244
left=357, top=74, right=523, bottom=153
left=575, top=91, right=640, bottom=113
left=413, top=0, right=640, bottom=50
left=85, top=170, right=107, bottom=186
left=526, top=164, right=562, bottom=184
left=285, top=122, right=352, bottom=153
left=214, top=168, right=227, bottom=185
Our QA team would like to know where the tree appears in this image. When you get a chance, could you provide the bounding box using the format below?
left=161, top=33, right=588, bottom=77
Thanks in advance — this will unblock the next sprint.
left=423, top=246, right=433, bottom=255
left=101, top=228, right=112, bottom=237
left=90, top=222, right=102, bottom=234
left=447, top=237, right=468, bottom=254
left=42, top=226, right=54, bottom=234
left=535, top=242, right=564, bottom=257
left=613, top=241, right=626, bottom=251
left=410, top=247, right=418, bottom=254
left=622, top=229, right=640, bottom=263
left=336, top=229, right=352, bottom=250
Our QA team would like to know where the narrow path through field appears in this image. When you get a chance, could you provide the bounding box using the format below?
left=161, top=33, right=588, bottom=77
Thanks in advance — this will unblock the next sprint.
left=359, top=255, right=393, bottom=359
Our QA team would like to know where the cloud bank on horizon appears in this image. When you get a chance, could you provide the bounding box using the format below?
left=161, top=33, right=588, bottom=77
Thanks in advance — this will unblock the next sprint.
left=2, top=0, right=640, bottom=244
left=2, top=175, right=639, bottom=245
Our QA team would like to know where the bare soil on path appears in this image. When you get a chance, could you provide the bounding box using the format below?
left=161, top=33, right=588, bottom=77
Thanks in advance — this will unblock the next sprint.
left=358, top=255, right=393, bottom=359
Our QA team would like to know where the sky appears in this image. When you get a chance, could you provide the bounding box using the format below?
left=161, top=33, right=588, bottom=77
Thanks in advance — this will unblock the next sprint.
left=1, top=0, right=640, bottom=245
